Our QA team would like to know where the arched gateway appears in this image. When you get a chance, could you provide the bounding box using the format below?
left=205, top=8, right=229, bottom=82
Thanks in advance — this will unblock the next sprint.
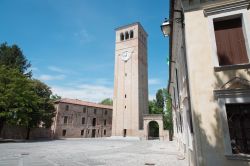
left=143, top=114, right=168, bottom=141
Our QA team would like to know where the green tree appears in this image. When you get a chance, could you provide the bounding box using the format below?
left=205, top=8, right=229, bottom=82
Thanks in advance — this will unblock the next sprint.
left=0, top=43, right=31, bottom=76
left=24, top=80, right=55, bottom=139
left=156, top=89, right=164, bottom=113
left=100, top=98, right=113, bottom=106
left=148, top=100, right=162, bottom=114
left=0, top=42, right=56, bottom=139
left=148, top=88, right=173, bottom=139
left=0, top=66, right=36, bottom=135
left=51, top=94, right=62, bottom=101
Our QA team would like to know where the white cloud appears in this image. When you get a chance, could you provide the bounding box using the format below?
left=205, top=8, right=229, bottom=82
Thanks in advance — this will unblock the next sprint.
left=74, top=29, right=94, bottom=43
left=148, top=78, right=161, bottom=85
left=51, top=84, right=113, bottom=103
left=48, top=66, right=66, bottom=73
left=38, top=74, right=66, bottom=81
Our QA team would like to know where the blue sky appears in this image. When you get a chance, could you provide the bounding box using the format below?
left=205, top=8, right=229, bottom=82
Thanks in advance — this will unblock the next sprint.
left=0, top=0, right=170, bottom=102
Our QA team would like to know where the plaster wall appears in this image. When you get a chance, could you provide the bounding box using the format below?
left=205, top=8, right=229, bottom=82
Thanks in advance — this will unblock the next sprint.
left=184, top=7, right=250, bottom=166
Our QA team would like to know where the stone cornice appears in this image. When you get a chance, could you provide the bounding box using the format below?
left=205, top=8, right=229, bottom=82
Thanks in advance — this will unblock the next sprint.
left=203, top=0, right=250, bottom=17
left=214, top=89, right=250, bottom=98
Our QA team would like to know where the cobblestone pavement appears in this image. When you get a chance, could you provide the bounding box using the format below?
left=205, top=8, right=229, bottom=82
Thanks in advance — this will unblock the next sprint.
left=0, top=138, right=187, bottom=166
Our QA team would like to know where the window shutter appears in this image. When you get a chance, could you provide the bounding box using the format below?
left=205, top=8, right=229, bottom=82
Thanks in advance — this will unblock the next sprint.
left=214, top=18, right=248, bottom=66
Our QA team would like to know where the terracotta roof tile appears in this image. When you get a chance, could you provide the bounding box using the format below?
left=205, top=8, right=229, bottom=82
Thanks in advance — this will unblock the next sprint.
left=55, top=98, right=112, bottom=110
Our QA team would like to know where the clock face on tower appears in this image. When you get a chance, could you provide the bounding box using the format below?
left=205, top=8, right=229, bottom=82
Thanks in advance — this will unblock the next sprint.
left=121, top=49, right=133, bottom=62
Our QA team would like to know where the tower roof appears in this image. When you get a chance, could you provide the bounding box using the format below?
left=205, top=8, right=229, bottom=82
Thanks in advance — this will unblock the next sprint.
left=115, top=22, right=148, bottom=36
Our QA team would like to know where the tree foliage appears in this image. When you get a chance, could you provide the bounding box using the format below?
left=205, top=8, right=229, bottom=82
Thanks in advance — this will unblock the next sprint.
left=0, top=43, right=56, bottom=139
left=156, top=89, right=164, bottom=113
left=148, top=88, right=173, bottom=134
left=100, top=98, right=113, bottom=106
left=0, top=43, right=31, bottom=76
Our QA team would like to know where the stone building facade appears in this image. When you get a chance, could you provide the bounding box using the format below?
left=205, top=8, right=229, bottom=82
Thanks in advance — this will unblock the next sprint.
left=53, top=99, right=112, bottom=138
left=168, top=0, right=250, bottom=165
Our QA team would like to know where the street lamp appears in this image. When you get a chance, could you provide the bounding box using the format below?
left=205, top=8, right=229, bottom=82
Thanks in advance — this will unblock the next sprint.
left=160, top=10, right=184, bottom=37
left=160, top=18, right=171, bottom=37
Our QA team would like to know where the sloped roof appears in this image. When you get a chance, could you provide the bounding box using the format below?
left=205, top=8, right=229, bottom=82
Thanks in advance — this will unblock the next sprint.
left=55, top=98, right=113, bottom=110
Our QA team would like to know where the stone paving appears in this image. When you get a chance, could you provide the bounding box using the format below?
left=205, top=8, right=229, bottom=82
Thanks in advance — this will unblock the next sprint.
left=0, top=138, right=187, bottom=166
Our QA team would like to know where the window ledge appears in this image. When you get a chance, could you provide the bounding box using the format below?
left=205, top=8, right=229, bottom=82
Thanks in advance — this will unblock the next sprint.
left=214, top=63, right=250, bottom=72
left=225, top=154, right=250, bottom=161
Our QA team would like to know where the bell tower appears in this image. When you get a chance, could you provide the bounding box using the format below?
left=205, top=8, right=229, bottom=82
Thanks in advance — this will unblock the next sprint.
left=112, top=22, right=148, bottom=137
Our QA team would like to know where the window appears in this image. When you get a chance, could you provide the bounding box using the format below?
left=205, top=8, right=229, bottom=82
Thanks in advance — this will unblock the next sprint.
left=65, top=105, right=69, bottom=111
left=125, top=105, right=126, bottom=109
left=105, top=110, right=108, bottom=115
left=94, top=109, right=97, bottom=114
left=104, top=129, right=106, bottom=136
left=62, top=129, right=66, bottom=136
left=214, top=17, right=248, bottom=66
left=104, top=120, right=106, bottom=126
left=82, top=117, right=85, bottom=124
left=125, top=31, right=129, bottom=40
left=63, top=116, right=68, bottom=124
left=83, top=107, right=86, bottom=113
left=120, top=33, right=124, bottom=41
left=125, top=73, right=127, bottom=77
left=173, top=87, right=177, bottom=108
left=226, top=103, right=250, bottom=154
left=81, top=130, right=84, bottom=136
left=179, top=113, right=183, bottom=133
left=176, top=117, right=179, bottom=133
left=130, top=30, right=134, bottom=38
left=92, top=118, right=96, bottom=126
left=175, top=69, right=180, bottom=107
left=125, top=94, right=127, bottom=98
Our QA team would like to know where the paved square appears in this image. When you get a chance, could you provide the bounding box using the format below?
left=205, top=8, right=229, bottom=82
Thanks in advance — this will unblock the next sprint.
left=0, top=138, right=187, bottom=166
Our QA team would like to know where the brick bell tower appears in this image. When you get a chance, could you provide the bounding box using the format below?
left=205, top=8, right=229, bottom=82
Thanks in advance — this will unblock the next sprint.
left=112, top=22, right=148, bottom=137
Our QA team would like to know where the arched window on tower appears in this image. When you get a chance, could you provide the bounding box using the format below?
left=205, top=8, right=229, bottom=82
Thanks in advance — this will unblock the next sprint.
left=125, top=31, right=129, bottom=40
left=120, top=33, right=124, bottom=41
left=130, top=30, right=134, bottom=38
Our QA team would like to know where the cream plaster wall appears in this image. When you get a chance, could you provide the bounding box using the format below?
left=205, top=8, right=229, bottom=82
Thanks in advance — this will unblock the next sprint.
left=184, top=7, right=250, bottom=166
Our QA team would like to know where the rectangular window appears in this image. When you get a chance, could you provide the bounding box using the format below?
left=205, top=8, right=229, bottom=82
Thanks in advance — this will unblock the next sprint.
left=81, top=130, right=84, bottom=136
left=92, top=118, right=96, bottom=126
left=104, top=120, right=106, bottom=126
left=65, top=105, right=69, bottom=111
left=173, top=87, right=177, bottom=108
left=104, top=129, right=106, bottom=136
left=62, top=129, right=66, bottom=136
left=63, top=116, right=68, bottom=124
left=83, top=107, right=86, bottom=113
left=82, top=117, right=85, bottom=124
left=105, top=110, right=108, bottom=115
left=226, top=103, right=250, bottom=154
left=176, top=117, right=179, bottom=133
left=175, top=69, right=180, bottom=107
left=214, top=17, right=248, bottom=66
left=179, top=113, right=183, bottom=133
left=94, top=109, right=97, bottom=114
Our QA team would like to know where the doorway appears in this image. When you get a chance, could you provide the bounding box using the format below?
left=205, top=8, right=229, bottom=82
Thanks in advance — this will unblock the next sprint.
left=123, top=129, right=127, bottom=137
left=92, top=129, right=96, bottom=138
left=148, top=121, right=159, bottom=140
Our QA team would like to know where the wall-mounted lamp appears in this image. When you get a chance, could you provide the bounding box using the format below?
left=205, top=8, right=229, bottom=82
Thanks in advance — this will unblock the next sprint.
left=160, top=18, right=171, bottom=37
left=160, top=9, right=184, bottom=37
